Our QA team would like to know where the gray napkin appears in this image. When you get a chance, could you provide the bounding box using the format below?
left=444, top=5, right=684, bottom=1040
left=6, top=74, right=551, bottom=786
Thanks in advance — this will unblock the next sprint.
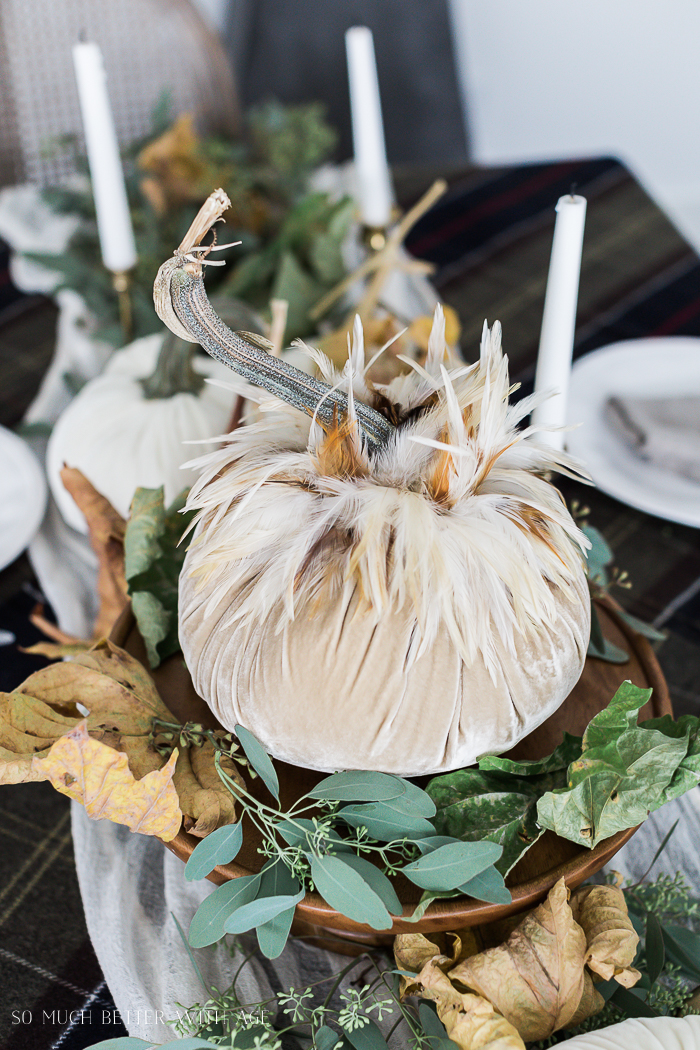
left=605, top=394, right=700, bottom=484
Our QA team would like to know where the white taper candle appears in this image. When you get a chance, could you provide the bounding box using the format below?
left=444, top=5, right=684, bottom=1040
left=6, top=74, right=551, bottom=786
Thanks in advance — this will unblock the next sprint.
left=531, top=193, right=587, bottom=450
left=72, top=41, right=137, bottom=273
left=345, top=26, right=393, bottom=229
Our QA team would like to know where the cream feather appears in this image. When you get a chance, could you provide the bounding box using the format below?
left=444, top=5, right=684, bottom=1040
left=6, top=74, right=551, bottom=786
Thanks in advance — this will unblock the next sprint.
left=182, top=307, right=590, bottom=675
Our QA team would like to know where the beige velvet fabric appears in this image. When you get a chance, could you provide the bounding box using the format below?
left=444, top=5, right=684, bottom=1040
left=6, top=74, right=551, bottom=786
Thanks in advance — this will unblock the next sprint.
left=179, top=561, right=590, bottom=777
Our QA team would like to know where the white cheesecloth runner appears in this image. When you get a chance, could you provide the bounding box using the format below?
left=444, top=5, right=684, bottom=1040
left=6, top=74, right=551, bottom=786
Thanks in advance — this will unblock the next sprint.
left=2, top=181, right=700, bottom=1047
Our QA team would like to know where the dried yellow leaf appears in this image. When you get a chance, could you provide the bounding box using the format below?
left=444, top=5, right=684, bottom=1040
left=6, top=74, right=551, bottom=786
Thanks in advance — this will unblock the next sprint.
left=409, top=956, right=524, bottom=1050
left=571, top=884, right=642, bottom=987
left=0, top=638, right=243, bottom=837
left=32, top=721, right=182, bottom=840
left=395, top=929, right=480, bottom=997
left=452, top=879, right=604, bottom=1042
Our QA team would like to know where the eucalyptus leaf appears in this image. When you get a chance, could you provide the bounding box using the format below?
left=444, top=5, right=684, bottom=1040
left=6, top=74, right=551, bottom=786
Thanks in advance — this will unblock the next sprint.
left=344, top=1019, right=389, bottom=1050
left=645, top=912, right=665, bottom=987
left=277, top=817, right=351, bottom=852
left=223, top=891, right=305, bottom=935
left=255, top=860, right=302, bottom=959
left=234, top=725, right=279, bottom=802
left=83, top=1040, right=152, bottom=1049
left=457, top=865, right=511, bottom=905
left=615, top=608, right=666, bottom=642
left=587, top=602, right=629, bottom=664
left=609, top=986, right=659, bottom=1018
left=315, top=1026, right=341, bottom=1050
left=230, top=1025, right=270, bottom=1050
left=185, top=822, right=243, bottom=881
left=582, top=524, right=613, bottom=585
left=188, top=873, right=261, bottom=948
left=306, top=770, right=407, bottom=802
left=401, top=841, right=502, bottom=892
left=339, top=801, right=435, bottom=842
left=332, top=853, right=403, bottom=915
left=418, top=1002, right=455, bottom=1048
left=160, top=1039, right=220, bottom=1049
left=308, top=854, right=392, bottom=930
left=660, top=924, right=700, bottom=982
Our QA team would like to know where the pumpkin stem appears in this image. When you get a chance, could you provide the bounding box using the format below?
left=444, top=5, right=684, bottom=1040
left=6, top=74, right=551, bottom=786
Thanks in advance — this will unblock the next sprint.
left=140, top=331, right=205, bottom=400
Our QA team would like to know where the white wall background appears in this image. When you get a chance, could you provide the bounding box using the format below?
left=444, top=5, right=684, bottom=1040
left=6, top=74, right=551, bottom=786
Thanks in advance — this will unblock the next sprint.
left=447, top=0, right=700, bottom=249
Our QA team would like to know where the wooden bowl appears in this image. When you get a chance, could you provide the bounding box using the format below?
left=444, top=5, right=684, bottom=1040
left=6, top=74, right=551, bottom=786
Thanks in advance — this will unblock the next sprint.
left=111, top=597, right=671, bottom=950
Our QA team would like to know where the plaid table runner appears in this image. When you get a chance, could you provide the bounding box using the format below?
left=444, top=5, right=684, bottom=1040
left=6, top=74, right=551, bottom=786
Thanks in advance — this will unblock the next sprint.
left=0, top=156, right=699, bottom=1048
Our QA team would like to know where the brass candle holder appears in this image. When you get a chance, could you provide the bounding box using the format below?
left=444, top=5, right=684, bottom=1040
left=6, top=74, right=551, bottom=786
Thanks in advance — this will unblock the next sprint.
left=111, top=268, right=134, bottom=345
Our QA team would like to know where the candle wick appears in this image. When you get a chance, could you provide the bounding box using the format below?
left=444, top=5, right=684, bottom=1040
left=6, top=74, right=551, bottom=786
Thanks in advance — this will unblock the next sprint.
left=78, top=29, right=87, bottom=42
left=569, top=181, right=578, bottom=200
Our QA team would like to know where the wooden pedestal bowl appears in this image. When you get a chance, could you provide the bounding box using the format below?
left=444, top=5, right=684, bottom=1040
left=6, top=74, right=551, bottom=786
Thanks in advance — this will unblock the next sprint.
left=111, top=597, right=671, bottom=953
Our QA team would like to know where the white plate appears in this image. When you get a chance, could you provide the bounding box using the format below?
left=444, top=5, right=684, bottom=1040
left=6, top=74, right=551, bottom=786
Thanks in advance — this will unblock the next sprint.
left=567, top=338, right=700, bottom=527
left=0, top=425, right=47, bottom=570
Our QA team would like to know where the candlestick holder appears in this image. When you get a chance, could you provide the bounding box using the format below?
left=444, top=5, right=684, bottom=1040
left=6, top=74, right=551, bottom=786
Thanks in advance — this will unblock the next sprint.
left=361, top=224, right=388, bottom=253
left=110, top=268, right=134, bottom=345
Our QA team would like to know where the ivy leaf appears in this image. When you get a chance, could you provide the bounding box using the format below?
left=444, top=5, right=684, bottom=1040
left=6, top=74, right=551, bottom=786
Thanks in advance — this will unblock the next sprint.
left=427, top=769, right=550, bottom=876
left=479, top=733, right=582, bottom=778
left=185, top=821, right=243, bottom=881
left=537, top=682, right=698, bottom=848
left=124, top=486, right=194, bottom=667
left=234, top=725, right=279, bottom=802
left=306, top=770, right=407, bottom=802
left=401, top=841, right=502, bottom=892
left=308, top=854, right=392, bottom=930
left=188, top=873, right=261, bottom=948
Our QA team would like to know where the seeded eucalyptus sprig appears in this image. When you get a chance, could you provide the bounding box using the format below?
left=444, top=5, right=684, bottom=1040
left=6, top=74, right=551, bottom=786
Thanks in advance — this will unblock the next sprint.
left=182, top=724, right=508, bottom=960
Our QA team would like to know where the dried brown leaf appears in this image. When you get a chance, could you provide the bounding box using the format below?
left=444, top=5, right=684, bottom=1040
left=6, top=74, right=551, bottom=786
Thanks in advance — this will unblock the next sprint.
left=0, top=638, right=239, bottom=837
left=412, top=958, right=524, bottom=1050
left=452, top=879, right=604, bottom=1042
left=570, top=885, right=642, bottom=987
left=395, top=929, right=480, bottom=998
left=59, top=466, right=129, bottom=638
left=33, top=720, right=182, bottom=840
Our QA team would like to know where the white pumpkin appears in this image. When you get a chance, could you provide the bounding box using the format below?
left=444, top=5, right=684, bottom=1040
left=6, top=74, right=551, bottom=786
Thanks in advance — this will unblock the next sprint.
left=557, top=1016, right=700, bottom=1048
left=178, top=312, right=591, bottom=776
left=47, top=333, right=236, bottom=532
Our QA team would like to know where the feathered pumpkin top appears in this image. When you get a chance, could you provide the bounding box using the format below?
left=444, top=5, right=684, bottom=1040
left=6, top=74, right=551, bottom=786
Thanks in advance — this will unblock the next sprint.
left=181, top=308, right=589, bottom=679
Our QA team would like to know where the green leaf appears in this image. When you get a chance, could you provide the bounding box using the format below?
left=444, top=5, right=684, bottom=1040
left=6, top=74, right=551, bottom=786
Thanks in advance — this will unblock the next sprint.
left=222, top=890, right=305, bottom=935
left=401, top=841, right=502, bottom=892
left=185, top=822, right=243, bottom=881
left=234, top=725, right=279, bottom=802
left=82, top=1041, right=152, bottom=1049
left=609, top=986, right=659, bottom=1018
left=615, top=608, right=666, bottom=642
left=306, top=770, right=407, bottom=802
left=587, top=602, right=629, bottom=663
left=160, top=1040, right=220, bottom=1049
left=308, top=854, right=392, bottom=930
left=315, top=1026, right=341, bottom=1050
left=582, top=524, right=613, bottom=585
left=478, top=732, right=582, bottom=777
left=457, top=865, right=511, bottom=905
left=344, top=1019, right=389, bottom=1050
left=661, top=924, right=700, bottom=982
left=418, top=1002, right=456, bottom=1049
left=645, top=912, right=665, bottom=987
left=537, top=682, right=699, bottom=848
left=270, top=250, right=325, bottom=340
left=427, top=768, right=549, bottom=876
left=124, top=486, right=195, bottom=667
left=188, top=874, right=261, bottom=948
left=230, top=1025, right=270, bottom=1050
left=331, top=853, right=403, bottom=915
left=276, top=817, right=351, bottom=852
left=404, top=895, right=439, bottom=923
left=339, top=801, right=435, bottom=841
left=255, top=860, right=302, bottom=959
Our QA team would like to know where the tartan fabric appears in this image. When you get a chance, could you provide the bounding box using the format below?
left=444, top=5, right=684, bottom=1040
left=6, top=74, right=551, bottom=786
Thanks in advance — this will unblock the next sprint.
left=0, top=157, right=698, bottom=1047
